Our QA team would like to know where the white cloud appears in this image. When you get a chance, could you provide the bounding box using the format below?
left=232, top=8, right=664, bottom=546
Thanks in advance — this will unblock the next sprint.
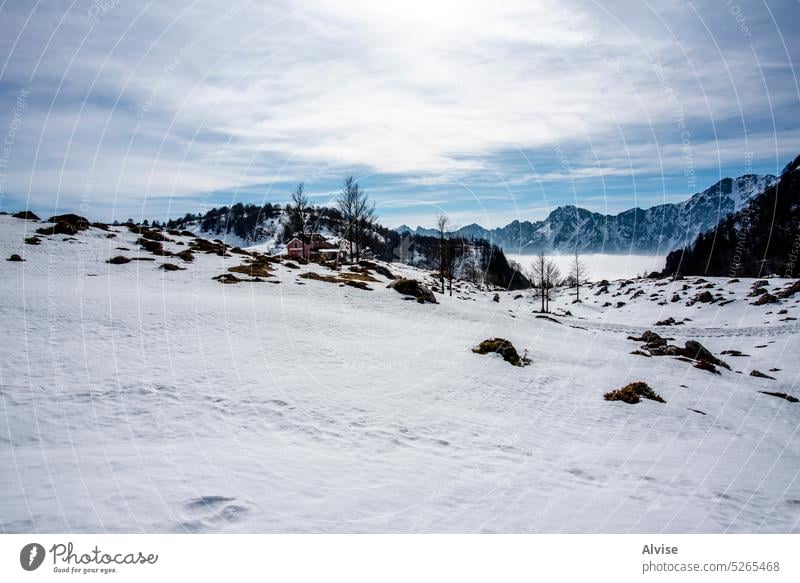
left=0, top=0, right=796, bottom=218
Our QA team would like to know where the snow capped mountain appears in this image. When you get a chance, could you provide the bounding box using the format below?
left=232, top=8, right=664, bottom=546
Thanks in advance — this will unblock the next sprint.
left=665, top=156, right=800, bottom=277
left=409, top=174, right=776, bottom=254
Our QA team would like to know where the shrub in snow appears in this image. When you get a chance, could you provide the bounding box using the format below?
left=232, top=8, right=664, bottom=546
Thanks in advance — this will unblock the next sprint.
left=604, top=382, right=665, bottom=404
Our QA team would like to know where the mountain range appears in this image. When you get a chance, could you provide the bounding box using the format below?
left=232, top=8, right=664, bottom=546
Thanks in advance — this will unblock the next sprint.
left=664, top=156, right=800, bottom=278
left=396, top=174, right=776, bottom=254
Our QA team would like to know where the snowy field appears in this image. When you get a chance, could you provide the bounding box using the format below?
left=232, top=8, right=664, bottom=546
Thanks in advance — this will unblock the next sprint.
left=506, top=253, right=665, bottom=281
left=1, top=214, right=798, bottom=533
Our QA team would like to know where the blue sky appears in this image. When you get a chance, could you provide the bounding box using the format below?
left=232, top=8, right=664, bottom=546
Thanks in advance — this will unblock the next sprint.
left=0, top=0, right=798, bottom=229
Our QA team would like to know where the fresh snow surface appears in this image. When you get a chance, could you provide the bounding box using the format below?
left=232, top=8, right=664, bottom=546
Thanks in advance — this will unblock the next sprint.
left=506, top=253, right=665, bottom=281
left=0, top=215, right=798, bottom=533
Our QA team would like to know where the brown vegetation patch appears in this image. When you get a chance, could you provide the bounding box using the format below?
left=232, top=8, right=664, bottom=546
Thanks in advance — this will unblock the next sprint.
left=604, top=381, right=665, bottom=404
left=299, top=272, right=339, bottom=284
left=176, top=249, right=195, bottom=262
left=339, top=271, right=379, bottom=283
left=190, top=238, right=229, bottom=256
left=136, top=238, right=173, bottom=256
left=228, top=262, right=272, bottom=278
left=344, top=279, right=372, bottom=290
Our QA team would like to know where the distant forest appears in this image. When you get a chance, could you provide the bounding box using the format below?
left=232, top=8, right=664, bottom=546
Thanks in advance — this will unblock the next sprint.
left=664, top=155, right=800, bottom=278
left=155, top=200, right=529, bottom=291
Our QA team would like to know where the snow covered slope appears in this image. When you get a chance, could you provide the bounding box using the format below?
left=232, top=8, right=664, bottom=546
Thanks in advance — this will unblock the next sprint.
left=0, top=214, right=798, bottom=533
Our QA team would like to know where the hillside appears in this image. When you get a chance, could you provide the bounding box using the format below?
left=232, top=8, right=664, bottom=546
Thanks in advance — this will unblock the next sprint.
left=1, top=213, right=798, bottom=533
left=400, top=174, right=776, bottom=254
left=163, top=203, right=530, bottom=290
left=664, top=156, right=800, bottom=278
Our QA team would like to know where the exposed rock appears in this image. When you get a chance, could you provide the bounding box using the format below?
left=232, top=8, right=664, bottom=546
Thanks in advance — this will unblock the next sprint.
left=358, top=261, right=395, bottom=279
left=604, top=381, right=665, bottom=404
left=36, top=221, right=78, bottom=236
left=720, top=349, right=749, bottom=357
left=492, top=293, right=500, bottom=303
left=655, top=316, right=677, bottom=326
left=670, top=293, right=681, bottom=302
left=107, top=256, right=131, bottom=264
left=752, top=292, right=778, bottom=306
left=682, top=340, right=730, bottom=370
left=37, top=214, right=90, bottom=236
left=472, top=338, right=529, bottom=366
left=12, top=210, right=39, bottom=220
left=750, top=370, right=776, bottom=380
left=535, top=314, right=562, bottom=324
left=24, top=236, right=41, bottom=245
left=284, top=261, right=300, bottom=269
left=688, top=291, right=715, bottom=305
left=693, top=360, right=720, bottom=374
left=628, top=330, right=666, bottom=348
left=7, top=254, right=24, bottom=262
left=344, top=279, right=372, bottom=290
left=648, top=344, right=684, bottom=357
left=776, top=280, right=800, bottom=299
left=388, top=278, right=437, bottom=304
left=758, top=391, right=798, bottom=403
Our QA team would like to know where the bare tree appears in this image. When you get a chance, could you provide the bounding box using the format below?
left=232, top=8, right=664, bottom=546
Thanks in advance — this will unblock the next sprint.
left=436, top=214, right=449, bottom=293
left=289, top=182, right=309, bottom=243
left=337, top=176, right=377, bottom=263
left=530, top=252, right=561, bottom=313
left=543, top=259, right=561, bottom=312
left=568, top=250, right=588, bottom=303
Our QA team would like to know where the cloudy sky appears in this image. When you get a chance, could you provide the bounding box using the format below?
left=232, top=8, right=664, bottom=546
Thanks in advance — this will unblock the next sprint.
left=0, top=0, right=798, bottom=228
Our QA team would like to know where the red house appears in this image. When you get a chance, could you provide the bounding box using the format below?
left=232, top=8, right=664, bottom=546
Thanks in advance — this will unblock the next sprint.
left=286, top=233, right=334, bottom=259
